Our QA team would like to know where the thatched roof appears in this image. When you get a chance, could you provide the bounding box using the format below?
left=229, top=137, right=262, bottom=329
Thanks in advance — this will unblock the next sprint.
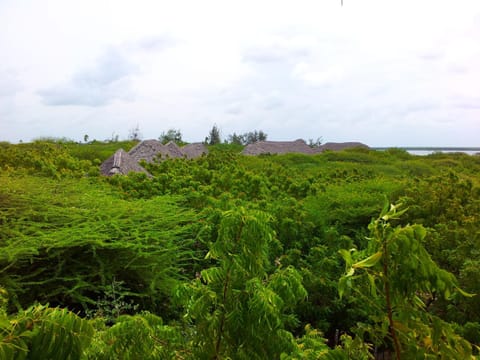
left=100, top=149, right=150, bottom=176
left=100, top=139, right=371, bottom=176
left=127, top=140, right=202, bottom=162
left=182, top=143, right=209, bottom=159
left=128, top=139, right=166, bottom=163
left=101, top=140, right=209, bottom=176
left=163, top=141, right=185, bottom=159
left=242, top=139, right=314, bottom=155
left=242, top=140, right=370, bottom=156
left=317, top=142, right=369, bottom=152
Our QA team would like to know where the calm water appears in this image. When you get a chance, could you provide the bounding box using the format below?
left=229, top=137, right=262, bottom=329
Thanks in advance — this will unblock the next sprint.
left=407, top=150, right=480, bottom=156
left=374, top=148, right=480, bottom=156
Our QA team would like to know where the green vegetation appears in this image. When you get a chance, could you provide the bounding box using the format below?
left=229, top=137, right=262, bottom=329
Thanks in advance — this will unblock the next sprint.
left=1, top=140, right=479, bottom=358
left=227, top=130, right=268, bottom=145
left=159, top=129, right=184, bottom=145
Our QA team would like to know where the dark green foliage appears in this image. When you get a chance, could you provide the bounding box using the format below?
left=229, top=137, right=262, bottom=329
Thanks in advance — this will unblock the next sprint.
left=0, top=175, right=197, bottom=315
left=227, top=130, right=267, bottom=145
left=205, top=124, right=221, bottom=145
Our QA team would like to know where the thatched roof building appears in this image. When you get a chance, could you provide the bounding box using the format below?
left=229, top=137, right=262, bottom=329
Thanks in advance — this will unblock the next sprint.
left=100, top=140, right=209, bottom=176
left=242, top=139, right=315, bottom=155
left=128, top=139, right=166, bottom=163
left=100, top=139, right=370, bottom=176
left=182, top=143, right=209, bottom=159
left=127, top=140, right=205, bottom=162
left=100, top=149, right=150, bottom=176
left=243, top=140, right=369, bottom=156
left=317, top=142, right=369, bottom=152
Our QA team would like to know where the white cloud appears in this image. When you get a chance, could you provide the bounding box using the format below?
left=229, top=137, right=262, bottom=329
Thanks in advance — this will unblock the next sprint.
left=0, top=0, right=479, bottom=145
left=0, top=69, right=22, bottom=97
left=292, top=63, right=346, bottom=87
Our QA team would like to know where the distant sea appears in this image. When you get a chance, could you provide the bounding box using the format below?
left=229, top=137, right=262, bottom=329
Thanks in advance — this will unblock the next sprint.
left=373, top=147, right=480, bottom=156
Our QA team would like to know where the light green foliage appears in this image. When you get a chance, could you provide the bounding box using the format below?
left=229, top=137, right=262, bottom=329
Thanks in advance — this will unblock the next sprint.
left=339, top=203, right=475, bottom=359
left=280, top=325, right=331, bottom=359
left=1, top=141, right=480, bottom=358
left=0, top=304, right=93, bottom=360
left=0, top=141, right=95, bottom=177
left=177, top=208, right=308, bottom=359
left=401, top=172, right=480, bottom=332
left=85, top=312, right=186, bottom=359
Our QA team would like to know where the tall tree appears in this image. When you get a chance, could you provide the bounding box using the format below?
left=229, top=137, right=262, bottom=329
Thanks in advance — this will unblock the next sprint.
left=339, top=203, right=474, bottom=359
left=226, top=130, right=267, bottom=145
left=227, top=132, right=245, bottom=145
left=245, top=130, right=267, bottom=144
left=205, top=124, right=221, bottom=145
left=177, top=208, right=307, bottom=359
left=128, top=124, right=142, bottom=141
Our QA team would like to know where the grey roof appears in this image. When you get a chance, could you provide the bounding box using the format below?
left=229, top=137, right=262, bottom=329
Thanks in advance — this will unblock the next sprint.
left=100, top=149, right=150, bottom=176
left=317, top=142, right=369, bottom=152
left=100, top=140, right=210, bottom=176
left=242, top=140, right=370, bottom=156
left=128, top=139, right=166, bottom=163
left=182, top=143, right=209, bottom=159
left=242, top=139, right=315, bottom=155
left=163, top=141, right=185, bottom=159
left=127, top=140, right=194, bottom=162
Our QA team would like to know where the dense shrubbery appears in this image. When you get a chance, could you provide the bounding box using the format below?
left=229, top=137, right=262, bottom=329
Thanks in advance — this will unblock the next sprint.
left=1, top=140, right=479, bottom=358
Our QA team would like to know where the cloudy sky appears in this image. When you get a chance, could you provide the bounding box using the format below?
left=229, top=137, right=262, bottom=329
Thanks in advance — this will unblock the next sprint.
left=1, top=0, right=479, bottom=146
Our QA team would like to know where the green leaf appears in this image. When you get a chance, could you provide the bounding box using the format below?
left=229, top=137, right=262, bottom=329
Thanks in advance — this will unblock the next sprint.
left=352, top=252, right=382, bottom=269
left=455, top=286, right=475, bottom=298
left=338, top=248, right=356, bottom=268
left=338, top=276, right=351, bottom=300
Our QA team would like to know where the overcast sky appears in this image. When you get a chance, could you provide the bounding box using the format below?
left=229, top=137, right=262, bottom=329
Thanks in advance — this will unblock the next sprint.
left=1, top=0, right=479, bottom=146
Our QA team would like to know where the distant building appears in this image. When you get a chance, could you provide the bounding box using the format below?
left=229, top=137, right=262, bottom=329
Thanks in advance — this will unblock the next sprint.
left=242, top=139, right=315, bottom=155
left=100, top=140, right=208, bottom=176
left=101, top=139, right=369, bottom=176
left=242, top=139, right=369, bottom=155
left=318, top=142, right=369, bottom=152
left=100, top=149, right=151, bottom=176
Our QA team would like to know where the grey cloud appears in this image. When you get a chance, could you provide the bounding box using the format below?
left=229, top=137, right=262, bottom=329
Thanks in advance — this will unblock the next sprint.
left=38, top=49, right=137, bottom=106
left=74, top=49, right=136, bottom=86
left=39, top=79, right=134, bottom=107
